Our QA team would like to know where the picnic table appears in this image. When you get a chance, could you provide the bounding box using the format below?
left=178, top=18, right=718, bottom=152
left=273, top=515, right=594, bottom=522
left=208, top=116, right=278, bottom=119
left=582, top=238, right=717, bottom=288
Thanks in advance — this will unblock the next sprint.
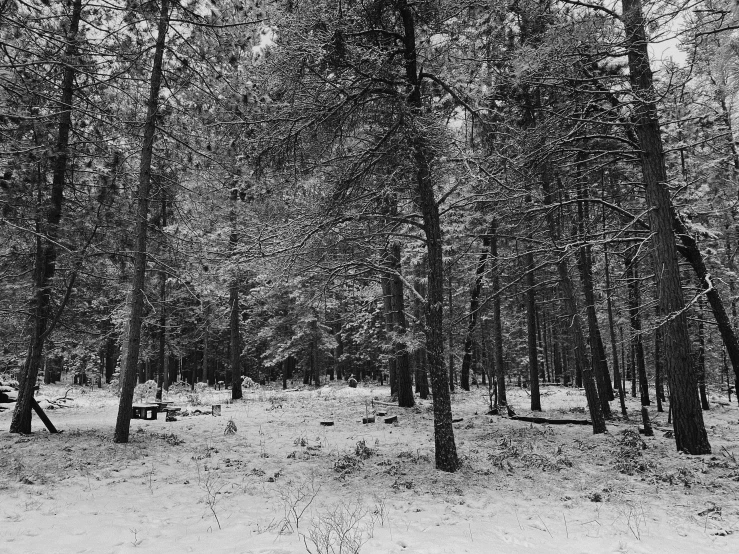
left=132, top=404, right=159, bottom=420
left=154, top=400, right=183, bottom=420
left=132, top=400, right=184, bottom=421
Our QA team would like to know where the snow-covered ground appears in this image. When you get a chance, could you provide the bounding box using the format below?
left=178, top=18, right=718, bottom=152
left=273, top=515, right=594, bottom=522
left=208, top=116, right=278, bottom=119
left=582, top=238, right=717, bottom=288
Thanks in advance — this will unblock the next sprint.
left=1, top=382, right=738, bottom=553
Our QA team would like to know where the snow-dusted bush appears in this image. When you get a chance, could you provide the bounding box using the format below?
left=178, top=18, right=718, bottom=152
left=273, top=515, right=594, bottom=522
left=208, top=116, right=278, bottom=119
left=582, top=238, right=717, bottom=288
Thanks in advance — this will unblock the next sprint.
left=134, top=380, right=158, bottom=402
left=167, top=381, right=191, bottom=395
left=107, top=379, right=120, bottom=395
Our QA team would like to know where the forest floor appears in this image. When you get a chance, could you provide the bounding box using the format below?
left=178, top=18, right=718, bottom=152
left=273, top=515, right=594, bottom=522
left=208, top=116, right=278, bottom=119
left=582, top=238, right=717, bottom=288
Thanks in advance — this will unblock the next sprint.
left=1, top=381, right=739, bottom=554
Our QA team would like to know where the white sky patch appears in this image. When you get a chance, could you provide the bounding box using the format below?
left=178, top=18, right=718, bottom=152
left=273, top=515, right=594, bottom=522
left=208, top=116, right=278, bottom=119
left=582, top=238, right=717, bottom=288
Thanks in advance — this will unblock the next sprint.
left=650, top=34, right=687, bottom=66
left=252, top=25, right=277, bottom=63
left=429, top=33, right=450, bottom=48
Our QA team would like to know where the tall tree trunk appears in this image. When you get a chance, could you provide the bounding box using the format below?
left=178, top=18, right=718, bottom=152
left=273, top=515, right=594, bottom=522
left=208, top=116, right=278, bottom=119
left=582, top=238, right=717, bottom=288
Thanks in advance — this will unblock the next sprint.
left=11, top=0, right=83, bottom=434
left=381, top=273, right=397, bottom=395
left=625, top=248, right=650, bottom=406
left=655, top=300, right=666, bottom=409
left=157, top=192, right=167, bottom=400
left=490, top=219, right=507, bottom=406
left=622, top=0, right=709, bottom=453
left=335, top=327, right=344, bottom=381
left=654, top=314, right=664, bottom=412
left=553, top=333, right=561, bottom=384
left=556, top=257, right=606, bottom=433
left=604, top=245, right=628, bottom=418
left=543, top=172, right=605, bottom=433
left=478, top=315, right=487, bottom=386
left=674, top=215, right=739, bottom=394
left=389, top=243, right=415, bottom=407
left=461, top=246, right=489, bottom=393
left=525, top=231, right=541, bottom=411
left=311, top=318, right=320, bottom=386
left=697, top=293, right=710, bottom=410
left=229, top=189, right=243, bottom=400
left=413, top=262, right=430, bottom=399
left=114, top=0, right=169, bottom=443
left=629, top=339, right=637, bottom=397
left=620, top=326, right=626, bottom=394
left=399, top=0, right=458, bottom=471
left=203, top=301, right=210, bottom=386
left=448, top=271, right=455, bottom=391
left=576, top=180, right=613, bottom=412
left=539, top=308, right=550, bottom=382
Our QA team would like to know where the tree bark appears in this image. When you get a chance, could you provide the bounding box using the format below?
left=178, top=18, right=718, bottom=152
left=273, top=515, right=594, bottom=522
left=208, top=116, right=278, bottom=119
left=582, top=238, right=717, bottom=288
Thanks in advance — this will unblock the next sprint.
left=539, top=308, right=550, bottom=382
left=114, top=0, right=169, bottom=443
left=229, top=187, right=243, bottom=399
left=11, top=0, right=83, bottom=433
left=625, top=248, right=650, bottom=406
left=697, top=294, right=710, bottom=410
left=381, top=273, right=397, bottom=395
left=622, top=0, right=709, bottom=453
left=448, top=271, right=455, bottom=391
left=203, top=301, right=211, bottom=385
left=461, top=246, right=489, bottom=393
left=604, top=245, right=628, bottom=418
left=654, top=293, right=666, bottom=408
left=576, top=180, right=613, bottom=411
left=413, top=262, right=430, bottom=399
left=525, top=233, right=541, bottom=411
left=388, top=243, right=415, bottom=407
left=543, top=172, right=605, bottom=433
left=489, top=219, right=507, bottom=406
left=674, top=215, right=739, bottom=393
left=156, top=192, right=167, bottom=400
left=399, top=0, right=458, bottom=471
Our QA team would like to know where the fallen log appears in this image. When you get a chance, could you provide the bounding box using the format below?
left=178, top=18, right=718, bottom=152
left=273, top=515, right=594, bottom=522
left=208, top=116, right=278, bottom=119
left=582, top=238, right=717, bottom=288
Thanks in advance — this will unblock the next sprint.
left=372, top=400, right=399, bottom=408
left=509, top=415, right=592, bottom=426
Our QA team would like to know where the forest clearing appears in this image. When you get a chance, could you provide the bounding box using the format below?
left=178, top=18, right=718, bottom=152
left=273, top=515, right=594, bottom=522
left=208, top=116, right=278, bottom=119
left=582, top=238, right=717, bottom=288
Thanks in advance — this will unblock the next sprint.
left=5, top=0, right=739, bottom=552
left=1, top=380, right=738, bottom=553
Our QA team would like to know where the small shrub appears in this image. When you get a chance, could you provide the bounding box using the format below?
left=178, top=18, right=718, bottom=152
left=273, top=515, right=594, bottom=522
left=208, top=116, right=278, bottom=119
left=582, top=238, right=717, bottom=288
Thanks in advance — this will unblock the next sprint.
left=614, top=429, right=651, bottom=475
left=656, top=466, right=695, bottom=487
left=488, top=437, right=571, bottom=472
left=224, top=419, right=237, bottom=435
left=303, top=501, right=373, bottom=554
left=133, top=380, right=157, bottom=402
left=354, top=440, right=373, bottom=460
left=152, top=432, right=184, bottom=446
left=167, top=381, right=191, bottom=395
left=334, top=454, right=362, bottom=477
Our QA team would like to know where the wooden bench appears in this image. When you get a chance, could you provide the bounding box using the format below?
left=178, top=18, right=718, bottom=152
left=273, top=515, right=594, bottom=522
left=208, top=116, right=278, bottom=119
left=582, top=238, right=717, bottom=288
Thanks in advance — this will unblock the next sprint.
left=132, top=404, right=158, bottom=420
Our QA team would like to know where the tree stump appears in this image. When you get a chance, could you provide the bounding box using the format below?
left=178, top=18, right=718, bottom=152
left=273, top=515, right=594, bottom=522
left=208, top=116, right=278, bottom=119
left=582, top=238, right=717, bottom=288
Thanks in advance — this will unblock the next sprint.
left=641, top=406, right=654, bottom=437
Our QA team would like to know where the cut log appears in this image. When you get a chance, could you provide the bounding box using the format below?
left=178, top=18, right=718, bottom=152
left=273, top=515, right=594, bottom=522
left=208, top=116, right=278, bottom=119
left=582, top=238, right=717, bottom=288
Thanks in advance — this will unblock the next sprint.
left=641, top=406, right=654, bottom=437
left=362, top=417, right=375, bottom=424
left=319, top=421, right=334, bottom=426
left=384, top=415, right=398, bottom=424
left=509, top=415, right=591, bottom=426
